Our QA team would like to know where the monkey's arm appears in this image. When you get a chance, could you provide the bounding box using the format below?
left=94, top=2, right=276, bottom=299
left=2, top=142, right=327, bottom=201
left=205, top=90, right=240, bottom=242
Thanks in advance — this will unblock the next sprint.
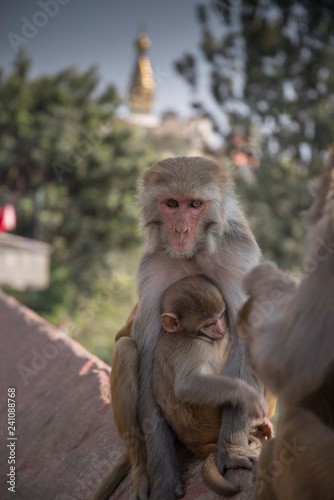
left=174, top=370, right=268, bottom=420
left=208, top=236, right=264, bottom=471
left=237, top=262, right=300, bottom=398
left=241, top=260, right=334, bottom=403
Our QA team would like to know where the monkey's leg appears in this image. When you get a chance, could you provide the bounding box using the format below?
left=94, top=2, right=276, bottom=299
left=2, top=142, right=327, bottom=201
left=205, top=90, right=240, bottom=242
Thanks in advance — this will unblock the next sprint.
left=137, top=348, right=185, bottom=500
left=111, top=337, right=149, bottom=500
left=217, top=341, right=260, bottom=471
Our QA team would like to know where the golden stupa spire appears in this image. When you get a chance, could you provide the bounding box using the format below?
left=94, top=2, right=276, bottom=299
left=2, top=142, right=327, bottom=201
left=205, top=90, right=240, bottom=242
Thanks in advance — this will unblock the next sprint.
left=128, top=31, right=154, bottom=113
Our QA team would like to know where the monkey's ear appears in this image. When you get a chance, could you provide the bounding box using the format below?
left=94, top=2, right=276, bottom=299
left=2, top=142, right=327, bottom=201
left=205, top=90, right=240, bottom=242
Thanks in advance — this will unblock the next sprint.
left=161, top=313, right=180, bottom=332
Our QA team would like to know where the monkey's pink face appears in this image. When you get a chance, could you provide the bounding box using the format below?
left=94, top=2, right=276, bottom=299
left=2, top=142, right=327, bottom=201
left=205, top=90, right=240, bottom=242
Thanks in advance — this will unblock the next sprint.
left=158, top=197, right=209, bottom=255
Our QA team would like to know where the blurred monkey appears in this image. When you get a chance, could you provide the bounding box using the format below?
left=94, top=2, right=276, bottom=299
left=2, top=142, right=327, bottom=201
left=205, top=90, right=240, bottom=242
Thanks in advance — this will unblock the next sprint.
left=237, top=153, right=334, bottom=499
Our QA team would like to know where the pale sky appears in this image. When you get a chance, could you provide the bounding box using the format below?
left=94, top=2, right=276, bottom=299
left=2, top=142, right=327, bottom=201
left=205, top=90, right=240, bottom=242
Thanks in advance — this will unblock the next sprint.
left=0, top=0, right=221, bottom=118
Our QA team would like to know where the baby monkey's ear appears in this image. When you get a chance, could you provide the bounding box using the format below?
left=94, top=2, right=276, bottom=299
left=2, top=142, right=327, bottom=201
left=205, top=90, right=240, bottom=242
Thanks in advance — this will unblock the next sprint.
left=161, top=313, right=180, bottom=332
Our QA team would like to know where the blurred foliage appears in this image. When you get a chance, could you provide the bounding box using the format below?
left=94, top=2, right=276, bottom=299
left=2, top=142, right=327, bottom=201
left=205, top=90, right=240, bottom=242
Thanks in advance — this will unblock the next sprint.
left=1, top=51, right=158, bottom=360
left=234, top=156, right=313, bottom=270
left=175, top=0, right=334, bottom=269
left=61, top=249, right=141, bottom=363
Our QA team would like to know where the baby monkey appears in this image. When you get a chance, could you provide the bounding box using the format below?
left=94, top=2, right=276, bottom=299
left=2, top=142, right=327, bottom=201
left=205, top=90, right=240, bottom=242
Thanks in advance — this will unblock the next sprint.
left=153, top=276, right=272, bottom=497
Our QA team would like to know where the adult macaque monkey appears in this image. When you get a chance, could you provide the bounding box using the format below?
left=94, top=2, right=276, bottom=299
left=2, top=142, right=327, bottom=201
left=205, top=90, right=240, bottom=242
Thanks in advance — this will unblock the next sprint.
left=237, top=153, right=334, bottom=499
left=153, top=275, right=272, bottom=497
left=93, top=156, right=262, bottom=500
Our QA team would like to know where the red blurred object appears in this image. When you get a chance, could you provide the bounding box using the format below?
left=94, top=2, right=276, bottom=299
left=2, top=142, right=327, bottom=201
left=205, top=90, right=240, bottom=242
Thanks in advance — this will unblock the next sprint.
left=0, top=204, right=17, bottom=232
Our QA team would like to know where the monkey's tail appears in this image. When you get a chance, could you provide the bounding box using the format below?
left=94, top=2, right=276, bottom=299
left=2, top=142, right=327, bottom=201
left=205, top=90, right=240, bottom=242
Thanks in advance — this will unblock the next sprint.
left=203, top=451, right=241, bottom=497
left=91, top=449, right=131, bottom=500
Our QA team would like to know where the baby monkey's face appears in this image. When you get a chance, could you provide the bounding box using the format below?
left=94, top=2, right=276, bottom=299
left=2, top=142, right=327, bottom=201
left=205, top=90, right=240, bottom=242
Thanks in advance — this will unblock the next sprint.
left=197, top=304, right=227, bottom=342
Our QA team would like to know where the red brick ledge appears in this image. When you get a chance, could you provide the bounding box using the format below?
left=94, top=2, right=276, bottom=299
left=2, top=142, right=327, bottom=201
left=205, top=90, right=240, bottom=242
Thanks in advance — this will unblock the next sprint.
left=0, top=291, right=253, bottom=500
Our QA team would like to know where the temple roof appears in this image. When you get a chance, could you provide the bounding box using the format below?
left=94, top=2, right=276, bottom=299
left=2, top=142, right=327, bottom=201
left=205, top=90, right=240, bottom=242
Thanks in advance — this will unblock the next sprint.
left=128, top=31, right=154, bottom=113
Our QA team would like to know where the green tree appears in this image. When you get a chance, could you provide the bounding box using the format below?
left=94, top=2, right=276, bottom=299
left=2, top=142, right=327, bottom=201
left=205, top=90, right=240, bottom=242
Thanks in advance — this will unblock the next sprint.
left=0, top=52, right=156, bottom=357
left=175, top=0, right=334, bottom=269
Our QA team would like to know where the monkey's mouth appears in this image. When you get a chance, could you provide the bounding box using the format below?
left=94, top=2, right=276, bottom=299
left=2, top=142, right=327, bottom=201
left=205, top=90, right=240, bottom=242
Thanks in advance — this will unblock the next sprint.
left=172, top=239, right=194, bottom=252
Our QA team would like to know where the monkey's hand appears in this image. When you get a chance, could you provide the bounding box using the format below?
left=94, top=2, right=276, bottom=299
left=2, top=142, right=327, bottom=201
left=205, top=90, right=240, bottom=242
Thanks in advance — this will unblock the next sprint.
left=236, top=380, right=269, bottom=420
left=250, top=418, right=274, bottom=441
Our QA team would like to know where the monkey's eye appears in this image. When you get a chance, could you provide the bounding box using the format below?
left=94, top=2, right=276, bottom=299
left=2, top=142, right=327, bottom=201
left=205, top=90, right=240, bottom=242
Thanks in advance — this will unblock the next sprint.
left=203, top=321, right=214, bottom=329
left=165, top=200, right=178, bottom=208
left=220, top=310, right=226, bottom=319
left=190, top=200, right=203, bottom=208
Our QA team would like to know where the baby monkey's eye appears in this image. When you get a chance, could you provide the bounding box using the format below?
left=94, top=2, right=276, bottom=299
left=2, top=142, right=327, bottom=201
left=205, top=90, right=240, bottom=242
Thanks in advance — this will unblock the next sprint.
left=190, top=200, right=203, bottom=208
left=204, top=321, right=214, bottom=329
left=165, top=200, right=178, bottom=208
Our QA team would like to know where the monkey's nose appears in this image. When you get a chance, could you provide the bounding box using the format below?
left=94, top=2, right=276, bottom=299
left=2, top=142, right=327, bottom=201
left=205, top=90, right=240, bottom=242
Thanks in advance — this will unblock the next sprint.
left=217, top=318, right=226, bottom=335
